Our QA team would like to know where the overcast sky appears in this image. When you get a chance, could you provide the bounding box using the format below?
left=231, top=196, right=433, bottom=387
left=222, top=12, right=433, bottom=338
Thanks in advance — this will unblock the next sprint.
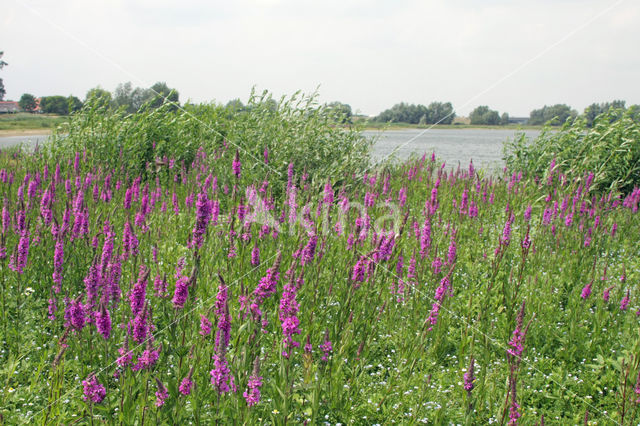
left=2, top=0, right=639, bottom=116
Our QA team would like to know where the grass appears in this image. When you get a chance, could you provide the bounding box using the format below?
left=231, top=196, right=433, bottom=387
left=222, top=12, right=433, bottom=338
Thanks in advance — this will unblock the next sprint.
left=0, top=113, right=68, bottom=132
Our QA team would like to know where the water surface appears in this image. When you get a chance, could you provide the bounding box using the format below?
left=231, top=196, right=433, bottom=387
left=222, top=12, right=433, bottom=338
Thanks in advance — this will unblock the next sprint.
left=364, top=128, right=541, bottom=173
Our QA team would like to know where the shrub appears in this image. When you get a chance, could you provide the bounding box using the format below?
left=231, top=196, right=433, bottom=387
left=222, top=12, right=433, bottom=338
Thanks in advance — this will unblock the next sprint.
left=503, top=108, right=640, bottom=193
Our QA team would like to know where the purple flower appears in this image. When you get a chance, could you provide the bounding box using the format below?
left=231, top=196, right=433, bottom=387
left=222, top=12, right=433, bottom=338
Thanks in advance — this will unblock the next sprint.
left=210, top=352, right=235, bottom=394
left=68, top=298, right=86, bottom=331
left=351, top=257, right=367, bottom=284
left=580, top=281, right=593, bottom=300
left=9, top=231, right=30, bottom=274
left=129, top=266, right=148, bottom=316
left=116, top=341, right=133, bottom=368
left=232, top=150, right=241, bottom=178
left=132, top=305, right=149, bottom=344
left=95, top=306, right=112, bottom=340
left=155, top=379, right=169, bottom=407
left=251, top=244, right=260, bottom=267
left=320, top=329, right=332, bottom=361
left=190, top=191, right=211, bottom=249
left=52, top=239, right=64, bottom=293
left=153, top=274, right=168, bottom=298
left=172, top=276, right=189, bottom=309
left=621, top=290, right=630, bottom=311
left=463, top=357, right=475, bottom=392
left=200, top=314, right=212, bottom=336
left=132, top=343, right=161, bottom=371
left=179, top=373, right=194, bottom=396
left=603, top=285, right=614, bottom=302
left=82, top=374, right=106, bottom=404
left=301, top=234, right=318, bottom=266
left=243, top=358, right=262, bottom=407
left=279, top=275, right=301, bottom=356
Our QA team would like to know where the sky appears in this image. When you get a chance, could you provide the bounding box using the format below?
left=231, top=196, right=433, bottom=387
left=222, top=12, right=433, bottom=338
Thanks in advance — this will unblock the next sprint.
left=2, top=0, right=639, bottom=117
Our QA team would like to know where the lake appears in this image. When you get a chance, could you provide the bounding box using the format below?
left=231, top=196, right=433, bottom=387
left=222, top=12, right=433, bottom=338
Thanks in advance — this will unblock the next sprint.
left=0, top=128, right=542, bottom=173
left=364, top=128, right=542, bottom=172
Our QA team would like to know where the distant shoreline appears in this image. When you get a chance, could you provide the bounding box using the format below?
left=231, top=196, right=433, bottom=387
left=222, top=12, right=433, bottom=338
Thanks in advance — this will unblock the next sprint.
left=0, top=129, right=53, bottom=137
left=359, top=123, right=544, bottom=131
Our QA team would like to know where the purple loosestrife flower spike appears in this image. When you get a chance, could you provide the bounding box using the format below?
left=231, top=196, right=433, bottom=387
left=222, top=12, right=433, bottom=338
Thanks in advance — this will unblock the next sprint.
left=243, top=357, right=263, bottom=407
left=95, top=304, right=112, bottom=340
left=10, top=231, right=30, bottom=274
left=251, top=244, right=260, bottom=267
left=129, top=266, right=149, bottom=316
left=190, top=191, right=211, bottom=250
left=580, top=280, right=593, bottom=300
left=320, top=329, right=332, bottom=361
left=179, top=368, right=195, bottom=396
left=52, top=239, right=64, bottom=293
left=232, top=149, right=241, bottom=178
left=82, top=374, right=106, bottom=404
left=279, top=273, right=301, bottom=356
left=621, top=290, right=630, bottom=311
left=200, top=314, right=212, bottom=336
left=155, top=378, right=169, bottom=407
left=173, top=274, right=189, bottom=309
left=464, top=357, right=475, bottom=392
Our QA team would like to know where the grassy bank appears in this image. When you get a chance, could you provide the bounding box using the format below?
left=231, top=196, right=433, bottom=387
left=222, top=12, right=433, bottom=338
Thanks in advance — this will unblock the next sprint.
left=0, top=113, right=68, bottom=132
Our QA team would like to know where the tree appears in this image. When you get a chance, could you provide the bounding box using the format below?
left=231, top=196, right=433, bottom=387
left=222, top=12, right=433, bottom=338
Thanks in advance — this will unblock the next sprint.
left=0, top=51, right=7, bottom=101
left=19, top=93, right=37, bottom=112
left=148, top=82, right=179, bottom=110
left=583, top=100, right=626, bottom=127
left=40, top=96, right=69, bottom=115
left=426, top=101, right=455, bottom=125
left=68, top=96, right=83, bottom=113
left=225, top=98, right=245, bottom=113
left=500, top=112, right=510, bottom=125
left=112, top=82, right=154, bottom=113
left=112, top=82, right=133, bottom=110
left=85, top=87, right=112, bottom=109
left=469, top=105, right=501, bottom=125
left=528, top=104, right=576, bottom=126
left=326, top=101, right=352, bottom=124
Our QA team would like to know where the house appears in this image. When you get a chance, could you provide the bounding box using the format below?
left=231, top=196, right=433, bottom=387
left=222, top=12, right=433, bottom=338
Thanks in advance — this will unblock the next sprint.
left=0, top=101, right=21, bottom=113
left=508, top=116, right=528, bottom=125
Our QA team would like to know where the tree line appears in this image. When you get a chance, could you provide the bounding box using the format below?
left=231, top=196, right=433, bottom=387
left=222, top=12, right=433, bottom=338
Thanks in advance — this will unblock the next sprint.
left=16, top=81, right=180, bottom=115
left=373, top=101, right=640, bottom=127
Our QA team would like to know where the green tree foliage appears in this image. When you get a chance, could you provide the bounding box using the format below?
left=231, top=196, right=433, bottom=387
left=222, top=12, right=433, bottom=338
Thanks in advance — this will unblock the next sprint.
left=500, top=112, right=510, bottom=125
left=583, top=100, right=626, bottom=127
left=225, top=98, right=245, bottom=113
left=469, top=105, right=500, bottom=125
left=528, top=104, right=577, bottom=126
left=68, top=96, right=83, bottom=113
left=113, top=82, right=154, bottom=113
left=18, top=93, right=37, bottom=112
left=40, top=96, right=70, bottom=115
left=85, top=87, right=113, bottom=109
left=148, top=81, right=179, bottom=111
left=0, top=51, right=7, bottom=101
left=504, top=108, right=640, bottom=193
left=375, top=101, right=455, bottom=125
left=426, top=101, right=455, bottom=124
left=326, top=101, right=353, bottom=124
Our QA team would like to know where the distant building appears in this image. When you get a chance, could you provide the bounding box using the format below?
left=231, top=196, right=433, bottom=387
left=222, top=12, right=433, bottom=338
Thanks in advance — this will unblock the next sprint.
left=508, top=116, right=528, bottom=125
left=0, top=101, right=21, bottom=113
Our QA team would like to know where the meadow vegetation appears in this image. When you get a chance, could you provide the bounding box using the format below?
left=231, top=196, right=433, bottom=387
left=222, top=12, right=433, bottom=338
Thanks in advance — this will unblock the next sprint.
left=0, top=95, right=639, bottom=424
